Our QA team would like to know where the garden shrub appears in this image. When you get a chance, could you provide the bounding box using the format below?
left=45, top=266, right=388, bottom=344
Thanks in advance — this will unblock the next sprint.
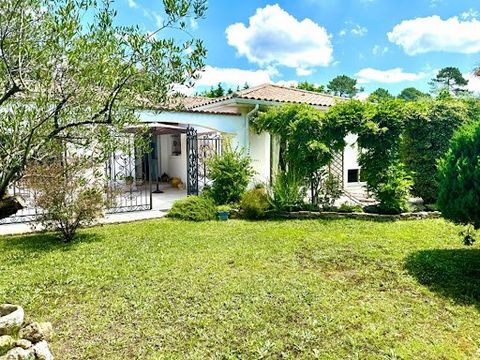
left=207, top=146, right=253, bottom=205
left=240, top=188, right=271, bottom=220
left=437, top=120, right=480, bottom=240
left=318, top=172, right=343, bottom=209
left=372, top=162, right=413, bottom=214
left=24, top=157, right=106, bottom=242
left=402, top=99, right=468, bottom=203
left=167, top=196, right=217, bottom=221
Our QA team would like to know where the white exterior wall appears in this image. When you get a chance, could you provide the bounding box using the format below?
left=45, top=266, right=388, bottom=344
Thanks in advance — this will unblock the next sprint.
left=343, top=133, right=366, bottom=193
left=138, top=110, right=247, bottom=148
left=249, top=131, right=271, bottom=185
left=158, top=133, right=187, bottom=183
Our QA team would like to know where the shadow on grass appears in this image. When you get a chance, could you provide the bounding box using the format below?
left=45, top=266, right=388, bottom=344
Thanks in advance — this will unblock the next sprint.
left=1, top=232, right=101, bottom=254
left=405, top=248, right=480, bottom=307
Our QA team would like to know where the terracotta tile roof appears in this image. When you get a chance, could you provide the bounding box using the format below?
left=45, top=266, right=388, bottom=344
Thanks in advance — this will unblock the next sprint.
left=178, top=96, right=213, bottom=109
left=191, top=83, right=339, bottom=109
left=145, top=96, right=240, bottom=115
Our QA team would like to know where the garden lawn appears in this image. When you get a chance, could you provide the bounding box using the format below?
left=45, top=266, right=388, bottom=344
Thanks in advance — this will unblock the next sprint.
left=1, top=219, right=480, bottom=359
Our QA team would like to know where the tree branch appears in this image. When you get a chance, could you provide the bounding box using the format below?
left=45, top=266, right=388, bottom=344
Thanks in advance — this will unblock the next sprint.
left=0, top=83, right=20, bottom=106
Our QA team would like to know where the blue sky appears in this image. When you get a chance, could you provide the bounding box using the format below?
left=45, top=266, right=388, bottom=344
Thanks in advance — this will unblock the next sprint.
left=117, top=0, right=480, bottom=96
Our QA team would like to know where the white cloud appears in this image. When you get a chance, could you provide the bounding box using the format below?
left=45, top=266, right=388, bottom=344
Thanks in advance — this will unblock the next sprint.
left=296, top=68, right=313, bottom=76
left=340, top=22, right=368, bottom=37
left=190, top=18, right=198, bottom=30
left=461, top=8, right=479, bottom=20
left=127, top=0, right=137, bottom=8
left=276, top=80, right=299, bottom=88
left=356, top=67, right=426, bottom=84
left=388, top=15, right=480, bottom=55
left=173, top=66, right=274, bottom=95
left=153, top=13, right=163, bottom=28
left=350, top=24, right=368, bottom=37
left=196, top=65, right=273, bottom=87
left=354, top=92, right=370, bottom=100
left=226, top=4, right=333, bottom=76
left=465, top=73, right=480, bottom=93
left=372, top=45, right=389, bottom=55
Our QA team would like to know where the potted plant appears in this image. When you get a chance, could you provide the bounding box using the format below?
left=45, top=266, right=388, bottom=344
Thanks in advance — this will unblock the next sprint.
left=217, top=205, right=231, bottom=221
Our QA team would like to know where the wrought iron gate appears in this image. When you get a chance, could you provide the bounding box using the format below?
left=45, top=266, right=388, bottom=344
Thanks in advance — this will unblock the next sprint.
left=0, top=144, right=152, bottom=225
left=0, top=183, right=43, bottom=224
left=186, top=126, right=223, bottom=195
left=104, top=143, right=152, bottom=214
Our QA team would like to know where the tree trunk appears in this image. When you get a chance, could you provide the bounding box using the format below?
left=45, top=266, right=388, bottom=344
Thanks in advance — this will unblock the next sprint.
left=0, top=196, right=24, bottom=220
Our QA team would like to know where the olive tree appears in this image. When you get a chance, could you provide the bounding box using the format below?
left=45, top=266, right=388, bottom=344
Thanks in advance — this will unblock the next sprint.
left=0, top=0, right=207, bottom=219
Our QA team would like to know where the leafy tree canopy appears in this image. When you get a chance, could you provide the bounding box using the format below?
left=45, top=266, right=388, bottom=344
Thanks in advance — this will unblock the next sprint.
left=327, top=75, right=362, bottom=98
left=198, top=82, right=250, bottom=98
left=368, top=88, right=394, bottom=103
left=431, top=67, right=469, bottom=95
left=397, top=87, right=430, bottom=102
left=199, top=83, right=227, bottom=98
left=0, top=0, right=207, bottom=218
left=296, top=81, right=326, bottom=93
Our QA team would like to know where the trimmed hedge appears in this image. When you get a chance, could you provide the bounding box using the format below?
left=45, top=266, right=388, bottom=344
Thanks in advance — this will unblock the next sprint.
left=402, top=100, right=468, bottom=203
left=167, top=196, right=217, bottom=221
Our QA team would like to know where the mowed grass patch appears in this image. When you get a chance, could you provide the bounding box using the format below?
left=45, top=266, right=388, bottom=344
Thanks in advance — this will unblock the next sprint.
left=1, top=219, right=479, bottom=359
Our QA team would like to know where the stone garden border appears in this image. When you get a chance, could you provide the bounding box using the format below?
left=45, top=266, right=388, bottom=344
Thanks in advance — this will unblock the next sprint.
left=278, top=211, right=442, bottom=222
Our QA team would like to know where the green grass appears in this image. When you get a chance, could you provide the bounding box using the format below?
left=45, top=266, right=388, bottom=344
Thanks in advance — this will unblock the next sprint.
left=1, top=218, right=480, bottom=359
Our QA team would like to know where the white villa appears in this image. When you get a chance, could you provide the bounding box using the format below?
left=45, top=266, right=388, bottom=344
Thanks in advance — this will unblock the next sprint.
left=138, top=83, right=364, bottom=195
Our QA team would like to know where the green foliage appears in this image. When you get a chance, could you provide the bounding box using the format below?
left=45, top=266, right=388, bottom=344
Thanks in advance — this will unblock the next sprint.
left=358, top=100, right=413, bottom=214
left=337, top=203, right=364, bottom=213
left=318, top=173, right=343, bottom=209
left=402, top=99, right=469, bottom=203
left=216, top=205, right=232, bottom=212
left=327, top=75, right=361, bottom=98
left=398, top=87, right=430, bottom=101
left=372, top=162, right=413, bottom=214
left=296, top=81, right=326, bottom=93
left=437, top=121, right=480, bottom=230
left=463, top=96, right=480, bottom=120
left=431, top=67, right=469, bottom=95
left=167, top=196, right=217, bottom=221
left=207, top=147, right=253, bottom=205
left=368, top=88, right=394, bottom=103
left=254, top=104, right=349, bottom=202
left=0, top=0, right=206, bottom=216
left=268, top=171, right=306, bottom=212
left=199, top=83, right=230, bottom=98
left=357, top=99, right=406, bottom=187
left=239, top=188, right=271, bottom=220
